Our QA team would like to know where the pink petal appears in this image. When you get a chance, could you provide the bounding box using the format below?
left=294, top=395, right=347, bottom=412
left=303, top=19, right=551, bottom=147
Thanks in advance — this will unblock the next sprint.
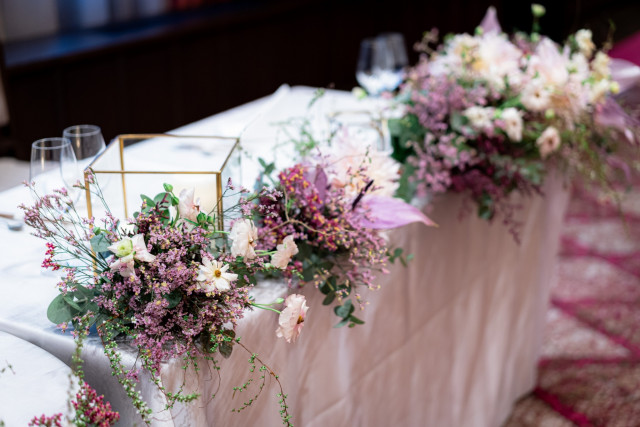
left=610, top=58, right=640, bottom=93
left=479, top=6, right=501, bottom=34
left=359, top=195, right=437, bottom=229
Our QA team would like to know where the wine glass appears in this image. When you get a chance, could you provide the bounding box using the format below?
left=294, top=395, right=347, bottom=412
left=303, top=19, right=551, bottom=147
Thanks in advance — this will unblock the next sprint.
left=356, top=33, right=408, bottom=96
left=63, top=124, right=106, bottom=170
left=30, top=137, right=81, bottom=205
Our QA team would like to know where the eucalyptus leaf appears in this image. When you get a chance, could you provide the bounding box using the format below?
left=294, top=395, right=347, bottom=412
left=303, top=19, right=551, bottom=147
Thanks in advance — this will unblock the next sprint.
left=47, top=294, right=76, bottom=324
left=74, top=284, right=95, bottom=299
left=302, top=266, right=316, bottom=282
left=141, top=194, right=155, bottom=208
left=92, top=313, right=109, bottom=328
left=296, top=241, right=313, bottom=260
left=154, top=193, right=169, bottom=205
left=219, top=341, right=233, bottom=359
left=349, top=315, right=365, bottom=325
left=90, top=234, right=112, bottom=254
left=166, top=290, right=182, bottom=309
left=333, top=318, right=350, bottom=328
left=322, top=293, right=336, bottom=305
left=63, top=295, right=82, bottom=311
left=334, top=299, right=354, bottom=319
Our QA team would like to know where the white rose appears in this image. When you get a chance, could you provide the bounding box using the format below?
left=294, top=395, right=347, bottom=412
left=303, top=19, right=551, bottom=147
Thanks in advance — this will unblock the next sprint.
left=501, top=108, right=524, bottom=142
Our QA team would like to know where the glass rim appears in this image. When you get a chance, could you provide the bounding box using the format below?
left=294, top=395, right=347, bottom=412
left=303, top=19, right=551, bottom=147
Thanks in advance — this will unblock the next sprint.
left=63, top=124, right=102, bottom=137
left=32, top=137, right=73, bottom=150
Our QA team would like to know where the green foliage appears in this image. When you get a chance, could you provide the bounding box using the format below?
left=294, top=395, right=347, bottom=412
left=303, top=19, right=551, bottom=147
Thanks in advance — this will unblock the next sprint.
left=388, top=116, right=424, bottom=164
left=47, top=285, right=100, bottom=326
left=333, top=299, right=364, bottom=328
left=477, top=193, right=495, bottom=220
left=395, top=163, right=418, bottom=203
left=219, top=329, right=236, bottom=359
left=388, top=247, right=414, bottom=267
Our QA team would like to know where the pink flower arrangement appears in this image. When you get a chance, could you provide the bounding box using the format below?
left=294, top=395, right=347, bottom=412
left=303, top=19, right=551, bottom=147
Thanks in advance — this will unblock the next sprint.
left=21, top=178, right=306, bottom=425
left=252, top=158, right=433, bottom=327
left=391, top=6, right=638, bottom=240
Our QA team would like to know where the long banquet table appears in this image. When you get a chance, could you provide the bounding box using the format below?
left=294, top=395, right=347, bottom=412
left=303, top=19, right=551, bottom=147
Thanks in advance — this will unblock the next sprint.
left=0, top=86, right=569, bottom=426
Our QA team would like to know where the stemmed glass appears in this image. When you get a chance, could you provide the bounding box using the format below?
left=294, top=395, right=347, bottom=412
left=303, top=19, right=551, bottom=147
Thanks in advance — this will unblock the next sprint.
left=63, top=124, right=106, bottom=170
left=29, top=137, right=82, bottom=208
left=356, top=33, right=408, bottom=96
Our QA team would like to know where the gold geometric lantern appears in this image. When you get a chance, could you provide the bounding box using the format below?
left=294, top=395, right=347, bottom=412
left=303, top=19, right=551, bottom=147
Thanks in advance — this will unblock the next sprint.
left=84, top=134, right=241, bottom=230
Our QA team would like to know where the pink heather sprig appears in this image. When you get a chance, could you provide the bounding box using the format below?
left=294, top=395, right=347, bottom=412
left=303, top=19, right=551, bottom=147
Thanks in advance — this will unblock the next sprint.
left=28, top=414, right=63, bottom=427
left=72, top=381, right=120, bottom=427
left=20, top=182, right=115, bottom=290
left=28, top=382, right=119, bottom=427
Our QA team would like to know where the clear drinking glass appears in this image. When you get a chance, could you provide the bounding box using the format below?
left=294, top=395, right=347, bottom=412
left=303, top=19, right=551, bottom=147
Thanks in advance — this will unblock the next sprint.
left=29, top=137, right=81, bottom=204
left=63, top=124, right=106, bottom=170
left=356, top=33, right=408, bottom=96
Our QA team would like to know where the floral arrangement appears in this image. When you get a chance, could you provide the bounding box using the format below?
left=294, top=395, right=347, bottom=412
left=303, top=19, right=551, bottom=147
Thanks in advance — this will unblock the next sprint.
left=251, top=147, right=434, bottom=327
left=21, top=176, right=307, bottom=426
left=390, top=5, right=638, bottom=239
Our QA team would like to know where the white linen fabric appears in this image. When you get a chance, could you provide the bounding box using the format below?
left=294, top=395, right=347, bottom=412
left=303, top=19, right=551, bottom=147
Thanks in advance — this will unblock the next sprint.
left=0, top=87, right=569, bottom=426
left=0, top=331, right=74, bottom=426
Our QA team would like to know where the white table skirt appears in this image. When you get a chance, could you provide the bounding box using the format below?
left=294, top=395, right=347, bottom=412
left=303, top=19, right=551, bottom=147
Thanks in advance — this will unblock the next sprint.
left=0, top=86, right=569, bottom=426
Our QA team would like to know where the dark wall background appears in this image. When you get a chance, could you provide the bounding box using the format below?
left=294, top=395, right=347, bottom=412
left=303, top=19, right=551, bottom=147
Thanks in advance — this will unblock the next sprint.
left=1, top=0, right=639, bottom=159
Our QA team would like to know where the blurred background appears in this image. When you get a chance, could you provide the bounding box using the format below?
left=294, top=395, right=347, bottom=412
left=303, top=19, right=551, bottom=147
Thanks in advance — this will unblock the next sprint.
left=0, top=0, right=638, bottom=160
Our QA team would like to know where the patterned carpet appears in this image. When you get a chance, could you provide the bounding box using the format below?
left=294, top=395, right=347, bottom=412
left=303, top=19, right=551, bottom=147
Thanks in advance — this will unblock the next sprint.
left=504, top=185, right=640, bottom=427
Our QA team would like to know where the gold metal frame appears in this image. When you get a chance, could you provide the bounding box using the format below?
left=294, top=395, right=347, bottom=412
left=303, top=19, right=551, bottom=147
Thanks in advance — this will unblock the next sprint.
left=83, top=133, right=240, bottom=230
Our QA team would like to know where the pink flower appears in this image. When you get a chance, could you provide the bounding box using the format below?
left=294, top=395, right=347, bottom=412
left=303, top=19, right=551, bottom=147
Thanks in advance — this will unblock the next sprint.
left=229, top=219, right=258, bottom=259
left=130, top=234, right=155, bottom=263
left=271, top=235, right=299, bottom=269
left=178, top=188, right=200, bottom=222
left=536, top=126, right=561, bottom=158
left=110, top=253, right=135, bottom=277
left=108, top=234, right=155, bottom=277
left=276, top=294, right=308, bottom=343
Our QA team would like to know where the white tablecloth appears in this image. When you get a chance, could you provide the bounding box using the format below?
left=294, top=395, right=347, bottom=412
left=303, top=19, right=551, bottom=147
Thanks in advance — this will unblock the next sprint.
left=0, top=331, right=74, bottom=426
left=0, top=86, right=569, bottom=426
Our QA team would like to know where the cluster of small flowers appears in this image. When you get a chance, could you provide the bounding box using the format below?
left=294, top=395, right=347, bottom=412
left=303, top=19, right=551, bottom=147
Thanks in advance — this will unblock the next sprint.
left=28, top=413, right=63, bottom=427
left=72, top=382, right=120, bottom=427
left=395, top=7, right=632, bottom=231
left=255, top=162, right=389, bottom=308
left=94, top=206, right=254, bottom=371
left=28, top=382, right=119, bottom=427
left=41, top=242, right=60, bottom=271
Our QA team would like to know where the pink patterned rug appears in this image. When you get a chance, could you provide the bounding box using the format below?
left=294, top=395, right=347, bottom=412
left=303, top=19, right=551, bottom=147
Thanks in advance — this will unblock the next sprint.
left=504, top=184, right=640, bottom=427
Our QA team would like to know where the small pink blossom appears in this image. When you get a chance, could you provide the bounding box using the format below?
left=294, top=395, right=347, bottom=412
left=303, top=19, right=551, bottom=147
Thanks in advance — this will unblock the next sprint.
left=271, top=235, right=299, bottom=269
left=276, top=294, right=308, bottom=343
left=229, top=219, right=258, bottom=259
left=109, top=253, right=135, bottom=277
left=178, top=188, right=200, bottom=222
left=130, top=234, right=155, bottom=262
left=536, top=126, right=561, bottom=158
